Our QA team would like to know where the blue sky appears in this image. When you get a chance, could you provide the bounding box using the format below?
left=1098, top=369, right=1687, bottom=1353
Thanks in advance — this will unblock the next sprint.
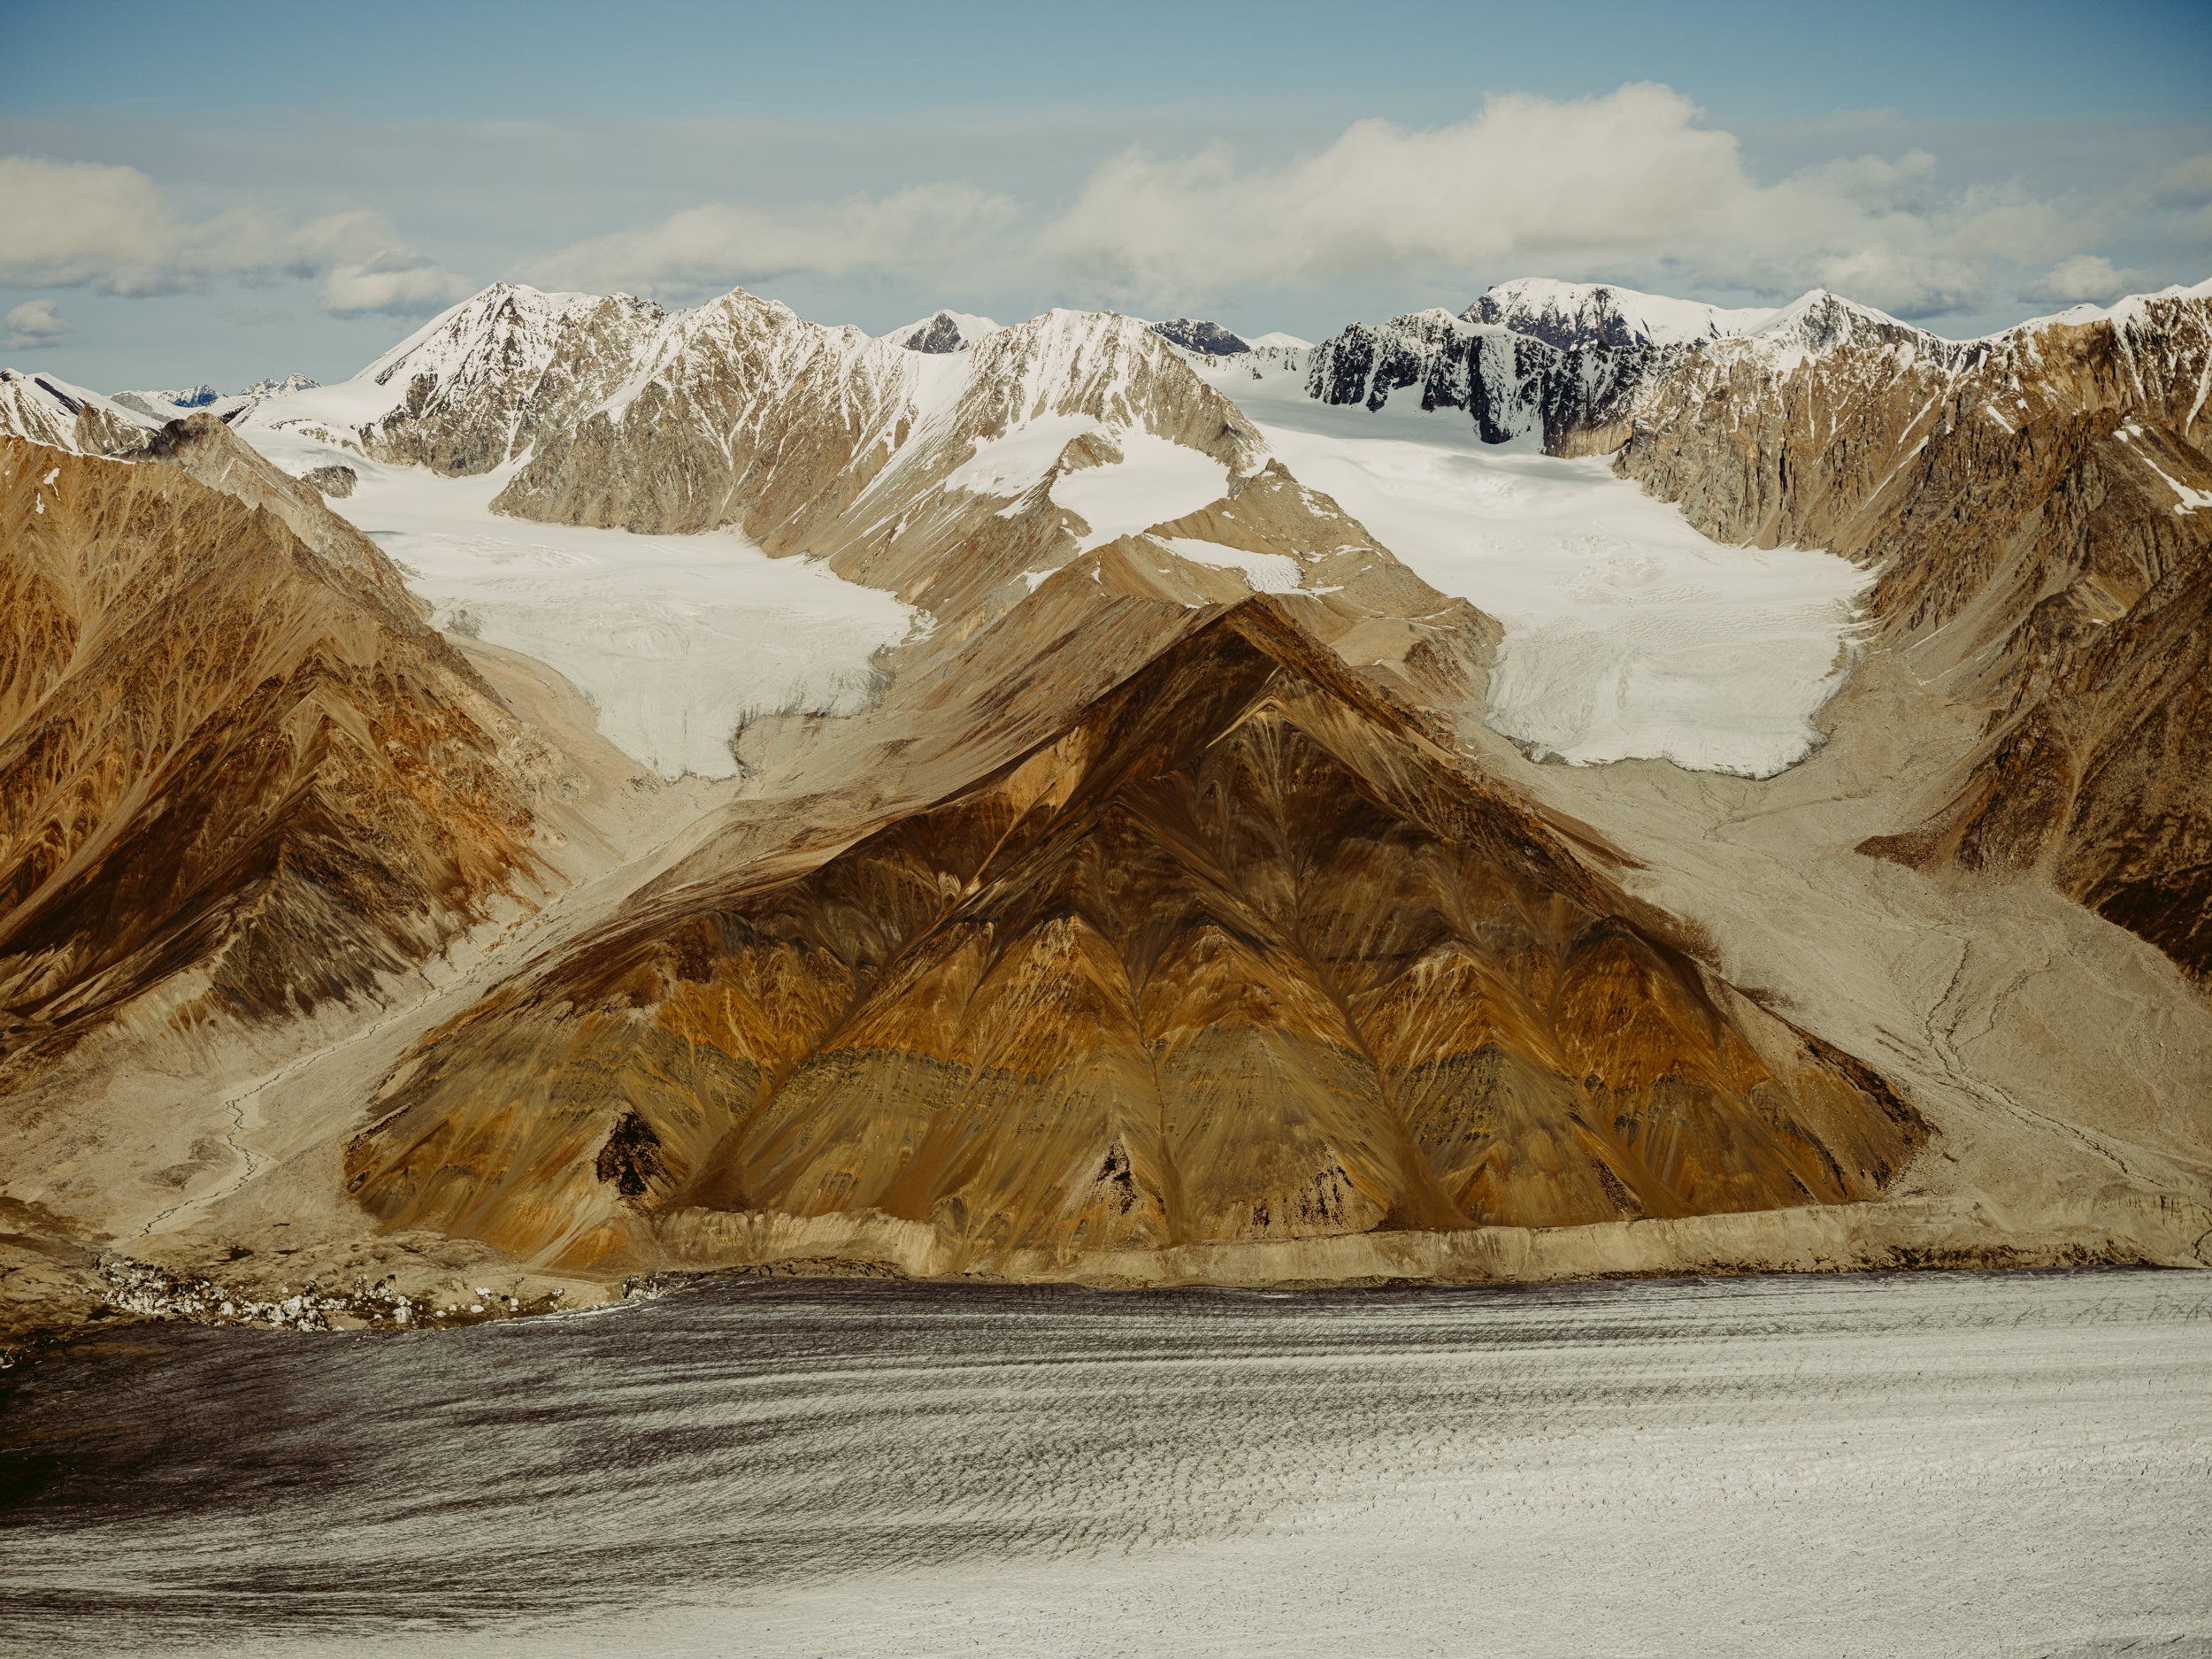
left=5, top=0, right=2208, bottom=388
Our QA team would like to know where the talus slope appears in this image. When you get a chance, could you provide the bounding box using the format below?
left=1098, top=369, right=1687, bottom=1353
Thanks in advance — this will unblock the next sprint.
left=346, top=601, right=1921, bottom=1277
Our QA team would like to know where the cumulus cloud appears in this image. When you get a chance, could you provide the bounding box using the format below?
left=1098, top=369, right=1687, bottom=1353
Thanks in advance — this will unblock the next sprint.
left=320, top=253, right=477, bottom=317
left=0, top=155, right=468, bottom=315
left=534, top=182, right=1018, bottom=296
left=2025, top=254, right=2143, bottom=304
left=1040, top=84, right=2097, bottom=319
left=0, top=297, right=71, bottom=350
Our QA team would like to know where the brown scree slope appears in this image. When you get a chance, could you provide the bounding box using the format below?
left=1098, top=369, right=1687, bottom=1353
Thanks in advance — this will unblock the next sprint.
left=347, top=601, right=1922, bottom=1277
left=0, top=424, right=541, bottom=1079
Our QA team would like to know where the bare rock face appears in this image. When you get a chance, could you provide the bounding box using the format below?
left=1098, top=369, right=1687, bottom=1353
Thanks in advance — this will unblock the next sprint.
left=348, top=284, right=668, bottom=476
left=0, top=429, right=540, bottom=1076
left=1608, top=293, right=1975, bottom=551
left=148, top=414, right=403, bottom=588
left=1858, top=417, right=2212, bottom=976
left=492, top=303, right=1266, bottom=546
left=1305, top=309, right=1657, bottom=449
left=900, top=312, right=972, bottom=353
left=302, top=463, right=357, bottom=498
left=1150, top=318, right=1250, bottom=357
left=345, top=601, right=1921, bottom=1275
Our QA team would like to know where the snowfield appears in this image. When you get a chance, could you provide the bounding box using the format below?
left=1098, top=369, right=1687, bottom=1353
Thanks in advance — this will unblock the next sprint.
left=1205, top=356, right=1872, bottom=778
left=1054, top=428, right=1231, bottom=550
left=240, top=429, right=916, bottom=781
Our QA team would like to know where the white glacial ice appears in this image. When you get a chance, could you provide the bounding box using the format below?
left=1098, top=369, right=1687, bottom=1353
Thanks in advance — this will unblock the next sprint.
left=1054, top=429, right=1232, bottom=551
left=244, top=427, right=914, bottom=781
left=1208, top=356, right=1872, bottom=778
left=946, top=418, right=1233, bottom=551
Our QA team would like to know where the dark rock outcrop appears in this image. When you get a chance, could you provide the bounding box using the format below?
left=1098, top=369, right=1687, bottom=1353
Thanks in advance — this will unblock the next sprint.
left=1305, top=309, right=1658, bottom=449
left=1150, top=319, right=1250, bottom=357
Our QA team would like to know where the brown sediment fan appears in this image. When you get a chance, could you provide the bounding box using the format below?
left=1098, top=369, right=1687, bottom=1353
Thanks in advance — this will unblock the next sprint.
left=349, top=599, right=1923, bottom=1271
left=0, top=430, right=536, bottom=1073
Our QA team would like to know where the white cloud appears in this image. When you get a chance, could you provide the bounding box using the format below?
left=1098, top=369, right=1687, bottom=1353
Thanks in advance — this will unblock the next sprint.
left=0, top=155, right=464, bottom=314
left=2024, top=254, right=2143, bottom=304
left=534, top=182, right=1018, bottom=296
left=0, top=296, right=71, bottom=349
left=2158, top=155, right=2212, bottom=200
left=320, top=253, right=476, bottom=317
left=1040, top=85, right=2099, bottom=319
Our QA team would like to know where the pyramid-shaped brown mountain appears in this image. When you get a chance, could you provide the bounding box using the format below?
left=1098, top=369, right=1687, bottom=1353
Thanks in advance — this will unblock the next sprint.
left=349, top=601, right=1924, bottom=1273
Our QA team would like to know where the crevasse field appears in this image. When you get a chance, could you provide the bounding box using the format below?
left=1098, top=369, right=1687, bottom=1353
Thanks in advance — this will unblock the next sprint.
left=3, top=1271, right=2205, bottom=1658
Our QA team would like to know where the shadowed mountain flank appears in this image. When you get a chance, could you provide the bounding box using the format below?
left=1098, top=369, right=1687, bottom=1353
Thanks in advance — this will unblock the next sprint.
left=347, top=602, right=1922, bottom=1274
left=0, top=426, right=541, bottom=1077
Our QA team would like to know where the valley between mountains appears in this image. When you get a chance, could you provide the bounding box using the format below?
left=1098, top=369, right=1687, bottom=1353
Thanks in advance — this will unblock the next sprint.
left=3, top=275, right=2209, bottom=1348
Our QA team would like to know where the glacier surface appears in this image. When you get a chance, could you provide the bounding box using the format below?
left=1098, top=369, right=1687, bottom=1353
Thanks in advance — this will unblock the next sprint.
left=1210, top=355, right=1871, bottom=778
left=246, top=428, right=914, bottom=781
left=4, top=1270, right=2204, bottom=1657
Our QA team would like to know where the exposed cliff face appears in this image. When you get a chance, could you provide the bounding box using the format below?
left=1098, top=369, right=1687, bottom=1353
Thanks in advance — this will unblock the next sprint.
left=1606, top=291, right=1977, bottom=548
left=1150, top=319, right=1250, bottom=357
left=345, top=601, right=1921, bottom=1275
left=249, top=284, right=669, bottom=478
left=490, top=303, right=1267, bottom=562
left=891, top=311, right=1000, bottom=354
left=1855, top=416, right=2212, bottom=976
left=0, top=424, right=542, bottom=1075
left=1304, top=308, right=1657, bottom=449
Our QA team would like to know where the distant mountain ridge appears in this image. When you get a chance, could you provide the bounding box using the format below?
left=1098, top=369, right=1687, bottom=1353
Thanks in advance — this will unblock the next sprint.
left=1467, top=278, right=1777, bottom=351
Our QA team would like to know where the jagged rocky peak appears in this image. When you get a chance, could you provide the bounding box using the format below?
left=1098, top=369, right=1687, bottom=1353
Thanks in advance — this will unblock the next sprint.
left=484, top=299, right=1266, bottom=559
left=242, top=373, right=320, bottom=397
left=361, top=281, right=669, bottom=401
left=890, top=310, right=1002, bottom=353
left=1149, top=318, right=1251, bottom=357
left=1467, top=278, right=1776, bottom=351
left=1740, top=288, right=1947, bottom=360
left=241, top=280, right=672, bottom=476
left=1304, top=307, right=1651, bottom=449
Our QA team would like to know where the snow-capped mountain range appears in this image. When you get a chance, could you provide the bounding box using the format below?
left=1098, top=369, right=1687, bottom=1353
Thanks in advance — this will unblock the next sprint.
left=5, top=265, right=2212, bottom=1327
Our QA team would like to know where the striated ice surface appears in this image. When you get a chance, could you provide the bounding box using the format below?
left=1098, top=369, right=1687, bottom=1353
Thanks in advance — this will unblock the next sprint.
left=0, top=1270, right=2206, bottom=1657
